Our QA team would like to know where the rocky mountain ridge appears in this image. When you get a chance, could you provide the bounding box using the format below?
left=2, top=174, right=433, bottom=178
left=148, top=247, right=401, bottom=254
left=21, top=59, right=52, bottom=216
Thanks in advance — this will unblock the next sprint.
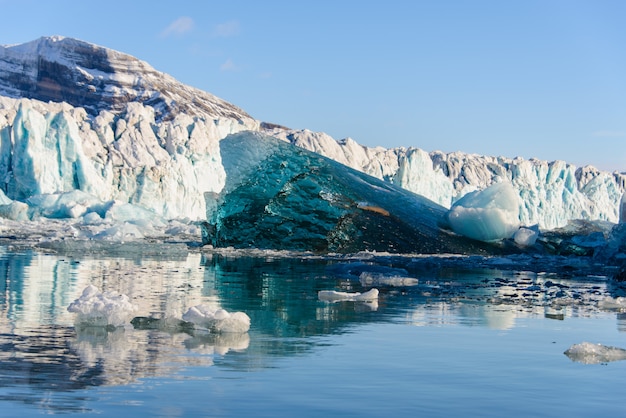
left=0, top=36, right=255, bottom=123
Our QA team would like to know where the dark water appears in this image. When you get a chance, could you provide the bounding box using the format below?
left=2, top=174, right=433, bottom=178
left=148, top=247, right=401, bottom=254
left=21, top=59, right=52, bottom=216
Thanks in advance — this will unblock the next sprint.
left=0, top=247, right=624, bottom=417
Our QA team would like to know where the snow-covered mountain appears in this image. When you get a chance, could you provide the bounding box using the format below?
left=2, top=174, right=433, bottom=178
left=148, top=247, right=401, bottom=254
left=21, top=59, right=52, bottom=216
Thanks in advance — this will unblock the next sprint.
left=0, top=36, right=260, bottom=220
left=0, top=36, right=255, bottom=123
left=0, top=36, right=623, bottom=229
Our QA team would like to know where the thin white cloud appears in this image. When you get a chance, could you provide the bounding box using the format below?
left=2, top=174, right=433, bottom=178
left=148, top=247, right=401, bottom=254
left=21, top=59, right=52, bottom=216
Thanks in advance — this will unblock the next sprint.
left=592, top=130, right=626, bottom=138
left=220, top=58, right=239, bottom=72
left=161, top=16, right=195, bottom=38
left=213, top=20, right=240, bottom=38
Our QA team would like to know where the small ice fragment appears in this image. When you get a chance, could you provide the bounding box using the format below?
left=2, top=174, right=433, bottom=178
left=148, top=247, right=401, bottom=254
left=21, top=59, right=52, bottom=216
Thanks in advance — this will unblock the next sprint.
left=182, top=304, right=250, bottom=333
left=514, top=227, right=539, bottom=247
left=318, top=288, right=379, bottom=302
left=67, top=285, right=137, bottom=327
left=359, top=272, right=418, bottom=287
left=564, top=341, right=626, bottom=364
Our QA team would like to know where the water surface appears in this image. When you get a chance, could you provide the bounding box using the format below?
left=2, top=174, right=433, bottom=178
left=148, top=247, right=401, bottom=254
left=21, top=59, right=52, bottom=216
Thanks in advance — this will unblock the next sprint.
left=0, top=247, right=624, bottom=416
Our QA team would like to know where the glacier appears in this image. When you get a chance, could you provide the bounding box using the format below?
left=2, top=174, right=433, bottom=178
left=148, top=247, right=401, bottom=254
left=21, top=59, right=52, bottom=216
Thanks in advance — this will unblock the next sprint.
left=269, top=128, right=626, bottom=230
left=0, top=36, right=624, bottom=255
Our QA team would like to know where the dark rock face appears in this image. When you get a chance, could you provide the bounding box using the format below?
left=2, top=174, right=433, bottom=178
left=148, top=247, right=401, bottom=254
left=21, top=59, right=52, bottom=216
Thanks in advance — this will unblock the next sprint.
left=0, top=36, right=253, bottom=122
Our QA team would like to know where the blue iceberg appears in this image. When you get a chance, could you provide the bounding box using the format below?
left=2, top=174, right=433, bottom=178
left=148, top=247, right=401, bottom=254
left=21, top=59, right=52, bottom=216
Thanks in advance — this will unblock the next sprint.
left=202, top=132, right=503, bottom=254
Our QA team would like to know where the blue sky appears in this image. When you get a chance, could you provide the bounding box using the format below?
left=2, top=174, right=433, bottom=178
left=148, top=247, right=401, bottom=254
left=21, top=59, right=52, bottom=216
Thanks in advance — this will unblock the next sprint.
left=1, top=0, right=625, bottom=171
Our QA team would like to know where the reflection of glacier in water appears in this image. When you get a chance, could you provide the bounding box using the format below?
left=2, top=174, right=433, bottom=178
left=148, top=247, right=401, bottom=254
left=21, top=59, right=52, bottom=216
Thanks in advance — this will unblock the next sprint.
left=0, top=246, right=625, bottom=414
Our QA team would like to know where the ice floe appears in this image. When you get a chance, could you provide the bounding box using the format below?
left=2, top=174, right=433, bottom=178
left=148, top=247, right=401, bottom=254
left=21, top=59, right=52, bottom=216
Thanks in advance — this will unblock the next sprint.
left=67, top=285, right=137, bottom=327
left=445, top=181, right=521, bottom=242
left=318, top=288, right=379, bottom=302
left=564, top=342, right=626, bottom=364
left=182, top=304, right=251, bottom=333
left=358, top=272, right=418, bottom=287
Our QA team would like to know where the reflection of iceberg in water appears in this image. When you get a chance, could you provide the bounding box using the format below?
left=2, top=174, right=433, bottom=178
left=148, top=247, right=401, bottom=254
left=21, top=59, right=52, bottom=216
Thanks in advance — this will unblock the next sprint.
left=408, top=303, right=518, bottom=330
left=184, top=332, right=250, bottom=355
left=0, top=248, right=246, bottom=412
left=1, top=246, right=626, bottom=412
left=0, top=249, right=209, bottom=331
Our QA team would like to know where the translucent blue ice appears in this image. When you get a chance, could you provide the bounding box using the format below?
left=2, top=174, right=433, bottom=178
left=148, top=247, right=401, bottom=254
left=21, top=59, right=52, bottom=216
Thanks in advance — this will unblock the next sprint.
left=203, top=132, right=502, bottom=254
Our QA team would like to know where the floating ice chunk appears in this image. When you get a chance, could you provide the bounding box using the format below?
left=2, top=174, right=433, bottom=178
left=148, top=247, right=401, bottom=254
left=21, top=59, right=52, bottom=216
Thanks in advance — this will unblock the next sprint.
left=0, top=201, right=30, bottom=221
left=182, top=304, right=251, bottom=333
left=92, top=222, right=145, bottom=241
left=67, top=285, right=137, bottom=327
left=514, top=227, right=539, bottom=247
left=318, top=288, right=379, bottom=302
left=446, top=181, right=521, bottom=242
left=598, top=296, right=626, bottom=311
left=359, top=272, right=418, bottom=287
left=564, top=341, right=626, bottom=364
left=206, top=132, right=498, bottom=254
left=620, top=193, right=626, bottom=223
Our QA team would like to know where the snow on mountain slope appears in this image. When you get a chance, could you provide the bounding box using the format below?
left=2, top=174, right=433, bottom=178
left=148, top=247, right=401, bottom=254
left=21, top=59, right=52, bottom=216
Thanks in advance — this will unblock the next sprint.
left=0, top=36, right=255, bottom=123
left=0, top=36, right=623, bottom=229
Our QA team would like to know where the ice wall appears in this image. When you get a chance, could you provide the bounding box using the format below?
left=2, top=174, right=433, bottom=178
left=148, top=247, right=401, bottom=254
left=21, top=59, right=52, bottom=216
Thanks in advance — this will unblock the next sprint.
left=0, top=94, right=622, bottom=229
left=268, top=128, right=625, bottom=230
left=0, top=96, right=258, bottom=220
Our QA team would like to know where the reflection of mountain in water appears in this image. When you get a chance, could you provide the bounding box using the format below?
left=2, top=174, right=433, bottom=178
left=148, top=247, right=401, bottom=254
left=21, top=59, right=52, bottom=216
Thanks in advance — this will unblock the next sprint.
left=0, top=247, right=625, bottom=412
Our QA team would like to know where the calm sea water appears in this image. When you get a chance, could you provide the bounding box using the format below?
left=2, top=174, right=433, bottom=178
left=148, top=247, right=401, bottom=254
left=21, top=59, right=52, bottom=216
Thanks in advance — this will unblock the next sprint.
left=0, top=247, right=624, bottom=417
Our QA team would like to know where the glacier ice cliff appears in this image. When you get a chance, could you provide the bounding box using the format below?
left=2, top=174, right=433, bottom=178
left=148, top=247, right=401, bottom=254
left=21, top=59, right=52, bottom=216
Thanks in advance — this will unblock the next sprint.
left=0, top=96, right=255, bottom=220
left=0, top=36, right=623, bottom=237
left=268, top=128, right=626, bottom=230
left=0, top=36, right=258, bottom=220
